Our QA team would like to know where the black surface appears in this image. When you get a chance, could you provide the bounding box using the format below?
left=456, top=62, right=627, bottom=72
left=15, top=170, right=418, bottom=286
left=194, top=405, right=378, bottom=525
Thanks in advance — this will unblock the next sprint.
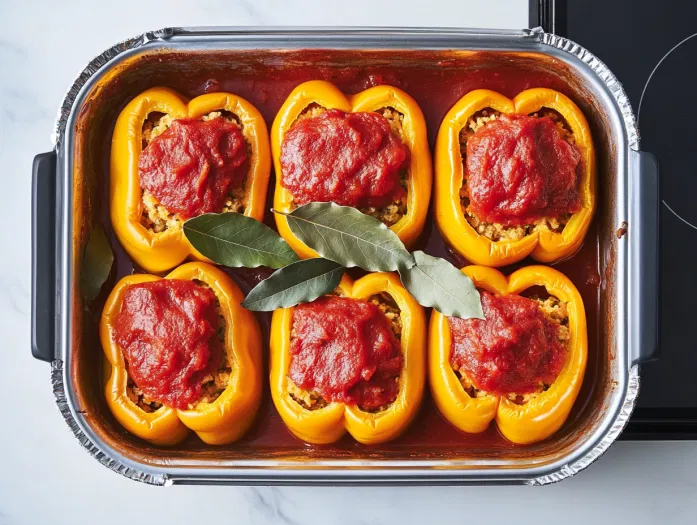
left=528, top=0, right=566, bottom=35
left=31, top=151, right=57, bottom=363
left=532, top=0, right=697, bottom=437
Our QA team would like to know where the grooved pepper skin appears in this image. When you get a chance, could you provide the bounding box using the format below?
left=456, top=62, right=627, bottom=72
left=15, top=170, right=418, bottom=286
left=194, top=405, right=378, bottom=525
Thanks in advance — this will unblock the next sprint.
left=271, top=80, right=432, bottom=259
left=429, top=265, right=587, bottom=445
left=270, top=272, right=426, bottom=445
left=100, top=262, right=263, bottom=446
left=111, top=87, right=271, bottom=273
left=434, top=88, right=595, bottom=267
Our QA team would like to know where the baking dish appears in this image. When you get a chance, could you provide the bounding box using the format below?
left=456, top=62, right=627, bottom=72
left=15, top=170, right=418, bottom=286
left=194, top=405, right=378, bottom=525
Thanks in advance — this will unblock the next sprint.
left=30, top=27, right=659, bottom=485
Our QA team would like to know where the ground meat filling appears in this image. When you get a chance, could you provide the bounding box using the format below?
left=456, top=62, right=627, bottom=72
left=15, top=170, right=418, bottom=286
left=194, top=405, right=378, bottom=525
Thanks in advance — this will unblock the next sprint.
left=360, top=108, right=409, bottom=226
left=126, top=379, right=163, bottom=413
left=192, top=280, right=233, bottom=407
left=284, top=105, right=409, bottom=227
left=369, top=292, right=403, bottom=341
left=288, top=294, right=403, bottom=413
left=459, top=108, right=580, bottom=241
left=450, top=292, right=570, bottom=406
left=139, top=110, right=250, bottom=233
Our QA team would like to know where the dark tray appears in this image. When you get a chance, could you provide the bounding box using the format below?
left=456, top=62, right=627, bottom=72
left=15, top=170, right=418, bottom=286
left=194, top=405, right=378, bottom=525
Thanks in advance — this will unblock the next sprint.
left=530, top=0, right=697, bottom=439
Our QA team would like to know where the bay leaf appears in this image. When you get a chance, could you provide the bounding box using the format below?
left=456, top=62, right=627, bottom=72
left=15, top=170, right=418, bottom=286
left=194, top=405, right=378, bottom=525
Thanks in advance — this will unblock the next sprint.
left=279, top=202, right=414, bottom=272
left=80, top=224, right=114, bottom=302
left=398, top=251, right=484, bottom=319
left=184, top=213, right=299, bottom=269
left=241, top=258, right=344, bottom=311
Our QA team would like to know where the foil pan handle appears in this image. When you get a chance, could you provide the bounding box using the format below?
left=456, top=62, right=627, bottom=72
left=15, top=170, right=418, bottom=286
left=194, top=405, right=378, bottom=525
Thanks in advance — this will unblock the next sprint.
left=629, top=149, right=660, bottom=366
left=32, top=151, right=58, bottom=363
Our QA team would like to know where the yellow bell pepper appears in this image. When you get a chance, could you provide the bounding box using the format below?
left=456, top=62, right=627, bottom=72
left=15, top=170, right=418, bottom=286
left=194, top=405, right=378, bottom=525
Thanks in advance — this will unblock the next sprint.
left=270, top=272, right=426, bottom=444
left=435, top=88, right=596, bottom=267
left=429, top=265, right=587, bottom=445
left=99, top=262, right=263, bottom=446
left=110, top=87, right=271, bottom=273
left=271, top=80, right=432, bottom=259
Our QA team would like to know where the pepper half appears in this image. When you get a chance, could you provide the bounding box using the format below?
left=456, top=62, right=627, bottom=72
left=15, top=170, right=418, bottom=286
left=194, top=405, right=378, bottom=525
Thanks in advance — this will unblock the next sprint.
left=435, top=88, right=596, bottom=267
left=270, top=272, right=426, bottom=444
left=429, top=265, right=587, bottom=444
left=111, top=87, right=271, bottom=273
left=271, top=80, right=432, bottom=259
left=100, top=262, right=263, bottom=446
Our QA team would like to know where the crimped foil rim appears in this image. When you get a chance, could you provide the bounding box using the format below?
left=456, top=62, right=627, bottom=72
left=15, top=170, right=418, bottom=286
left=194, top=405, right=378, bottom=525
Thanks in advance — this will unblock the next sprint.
left=52, top=360, right=166, bottom=486
left=529, top=367, right=640, bottom=486
left=528, top=31, right=642, bottom=486
left=539, top=31, right=640, bottom=151
left=51, top=28, right=173, bottom=485
left=51, top=28, right=174, bottom=146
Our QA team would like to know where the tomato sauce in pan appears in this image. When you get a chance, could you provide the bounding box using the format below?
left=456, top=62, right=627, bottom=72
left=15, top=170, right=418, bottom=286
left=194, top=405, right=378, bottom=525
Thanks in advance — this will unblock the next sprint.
left=96, top=51, right=601, bottom=453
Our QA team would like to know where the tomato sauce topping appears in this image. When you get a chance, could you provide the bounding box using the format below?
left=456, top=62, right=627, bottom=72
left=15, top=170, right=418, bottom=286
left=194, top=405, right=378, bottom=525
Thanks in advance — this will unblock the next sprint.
left=280, top=109, right=409, bottom=208
left=449, top=292, right=567, bottom=395
left=138, top=117, right=248, bottom=219
left=289, top=296, right=403, bottom=410
left=113, top=279, right=223, bottom=409
left=465, top=114, right=582, bottom=226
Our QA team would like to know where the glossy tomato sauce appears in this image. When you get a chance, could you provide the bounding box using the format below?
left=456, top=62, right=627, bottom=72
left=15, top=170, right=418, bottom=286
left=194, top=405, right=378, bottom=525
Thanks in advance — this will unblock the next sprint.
left=279, top=109, right=408, bottom=207
left=466, top=115, right=582, bottom=226
left=449, top=292, right=567, bottom=395
left=138, top=117, right=248, bottom=219
left=112, top=279, right=222, bottom=409
left=288, top=296, right=402, bottom=410
left=95, top=50, right=603, bottom=451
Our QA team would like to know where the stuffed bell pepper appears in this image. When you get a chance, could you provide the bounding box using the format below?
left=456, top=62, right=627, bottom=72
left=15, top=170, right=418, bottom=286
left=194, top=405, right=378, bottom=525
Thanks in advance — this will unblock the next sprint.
left=111, top=87, right=271, bottom=273
left=435, top=88, right=596, bottom=267
left=272, top=80, right=432, bottom=258
left=270, top=272, right=426, bottom=445
left=429, top=265, right=587, bottom=444
left=100, top=262, right=263, bottom=446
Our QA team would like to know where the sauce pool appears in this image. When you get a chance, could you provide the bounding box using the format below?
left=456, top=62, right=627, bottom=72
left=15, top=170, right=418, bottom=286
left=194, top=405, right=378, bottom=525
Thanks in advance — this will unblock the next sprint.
left=96, top=50, right=602, bottom=452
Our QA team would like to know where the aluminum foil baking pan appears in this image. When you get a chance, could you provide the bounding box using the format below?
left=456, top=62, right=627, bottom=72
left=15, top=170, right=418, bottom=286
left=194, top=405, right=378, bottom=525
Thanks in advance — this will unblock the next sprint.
left=30, top=27, right=659, bottom=485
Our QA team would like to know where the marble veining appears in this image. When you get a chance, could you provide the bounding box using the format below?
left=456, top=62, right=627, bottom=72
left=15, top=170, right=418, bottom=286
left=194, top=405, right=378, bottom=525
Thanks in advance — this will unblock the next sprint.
left=1, top=1, right=695, bottom=524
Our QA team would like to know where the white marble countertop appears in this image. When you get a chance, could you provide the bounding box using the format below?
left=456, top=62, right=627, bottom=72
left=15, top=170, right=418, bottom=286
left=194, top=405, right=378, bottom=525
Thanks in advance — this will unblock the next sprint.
left=2, top=1, right=696, bottom=523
